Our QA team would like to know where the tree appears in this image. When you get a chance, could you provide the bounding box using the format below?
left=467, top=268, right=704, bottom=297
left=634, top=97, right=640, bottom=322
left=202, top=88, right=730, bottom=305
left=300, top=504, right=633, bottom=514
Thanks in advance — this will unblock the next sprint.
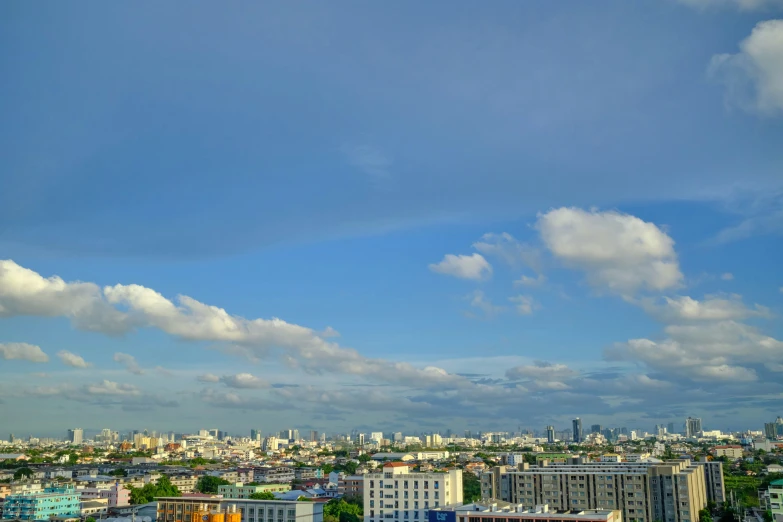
left=128, top=476, right=182, bottom=504
left=698, top=509, right=713, bottom=522
left=297, top=496, right=312, bottom=501
left=462, top=472, right=481, bottom=503
left=109, top=468, right=128, bottom=477
left=357, top=454, right=371, bottom=463
left=324, top=499, right=362, bottom=522
left=86, top=517, right=96, bottom=522
left=197, top=476, right=231, bottom=494
left=14, top=467, right=34, bottom=480
left=321, top=464, right=334, bottom=475
left=249, top=492, right=276, bottom=500
left=68, top=453, right=79, bottom=465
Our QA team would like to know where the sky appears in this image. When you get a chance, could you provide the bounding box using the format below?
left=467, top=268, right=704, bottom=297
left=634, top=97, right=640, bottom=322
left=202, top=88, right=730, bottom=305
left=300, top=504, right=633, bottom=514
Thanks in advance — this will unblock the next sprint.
left=1, top=0, right=782, bottom=439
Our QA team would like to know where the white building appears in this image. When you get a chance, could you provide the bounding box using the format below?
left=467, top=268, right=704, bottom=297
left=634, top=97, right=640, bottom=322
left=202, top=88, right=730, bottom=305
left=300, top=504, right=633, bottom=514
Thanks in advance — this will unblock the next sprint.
left=363, top=462, right=462, bottom=522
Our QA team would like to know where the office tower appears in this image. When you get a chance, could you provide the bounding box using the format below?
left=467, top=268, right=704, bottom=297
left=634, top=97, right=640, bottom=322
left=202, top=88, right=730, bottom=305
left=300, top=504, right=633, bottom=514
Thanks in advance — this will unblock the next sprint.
left=667, top=422, right=676, bottom=435
left=764, top=423, right=777, bottom=440
left=572, top=418, right=583, bottom=443
left=371, top=432, right=384, bottom=443
left=480, top=459, right=710, bottom=522
left=356, top=433, right=365, bottom=446
left=546, top=426, right=555, bottom=444
left=591, top=424, right=602, bottom=434
left=393, top=432, right=403, bottom=442
left=310, top=430, right=319, bottom=442
left=207, top=428, right=219, bottom=439
left=777, top=417, right=783, bottom=437
left=685, top=417, right=702, bottom=438
left=363, top=463, right=462, bottom=522
left=464, top=430, right=472, bottom=439
left=67, top=428, right=83, bottom=445
left=251, top=429, right=262, bottom=441
left=292, top=429, right=300, bottom=441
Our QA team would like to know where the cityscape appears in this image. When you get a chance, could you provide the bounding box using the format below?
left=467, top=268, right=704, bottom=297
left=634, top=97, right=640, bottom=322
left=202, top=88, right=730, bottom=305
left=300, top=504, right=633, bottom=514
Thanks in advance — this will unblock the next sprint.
left=3, top=3, right=783, bottom=522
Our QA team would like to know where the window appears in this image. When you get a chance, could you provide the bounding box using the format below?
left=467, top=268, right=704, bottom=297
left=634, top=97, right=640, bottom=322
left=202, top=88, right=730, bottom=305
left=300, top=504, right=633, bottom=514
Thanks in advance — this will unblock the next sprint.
left=371, top=481, right=375, bottom=488
left=414, top=492, right=419, bottom=499
left=434, top=481, right=439, bottom=489
left=405, top=481, right=409, bottom=489
left=415, top=481, right=419, bottom=489
left=404, top=492, right=408, bottom=499
left=371, top=501, right=375, bottom=508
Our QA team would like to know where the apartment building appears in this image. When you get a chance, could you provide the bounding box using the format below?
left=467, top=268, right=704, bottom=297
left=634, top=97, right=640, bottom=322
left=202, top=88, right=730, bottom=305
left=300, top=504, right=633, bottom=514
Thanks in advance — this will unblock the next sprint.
left=363, top=462, right=463, bottom=522
left=156, top=497, right=323, bottom=522
left=2, top=486, right=81, bottom=521
left=696, top=458, right=725, bottom=505
left=429, top=501, right=621, bottom=522
left=710, top=446, right=743, bottom=459
left=254, top=468, right=296, bottom=484
left=768, top=479, right=783, bottom=522
left=168, top=474, right=200, bottom=493
left=481, top=460, right=709, bottom=522
left=218, top=483, right=292, bottom=499
left=338, top=475, right=365, bottom=499
left=77, top=483, right=130, bottom=507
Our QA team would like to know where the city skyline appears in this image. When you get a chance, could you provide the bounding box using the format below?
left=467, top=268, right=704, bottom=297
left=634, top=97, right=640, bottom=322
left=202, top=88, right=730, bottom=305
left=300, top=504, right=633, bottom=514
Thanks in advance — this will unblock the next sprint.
left=2, top=1, right=783, bottom=434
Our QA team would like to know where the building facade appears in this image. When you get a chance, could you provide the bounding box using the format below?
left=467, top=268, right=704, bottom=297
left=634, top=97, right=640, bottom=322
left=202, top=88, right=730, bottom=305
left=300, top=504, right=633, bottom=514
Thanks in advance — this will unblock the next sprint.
left=481, top=459, right=710, bottom=522
left=363, top=463, right=463, bottom=522
left=156, top=497, right=323, bottom=522
left=573, top=419, right=583, bottom=444
left=67, top=429, right=84, bottom=445
left=218, top=483, right=292, bottom=499
left=685, top=418, right=702, bottom=439
left=429, top=501, right=620, bottom=522
left=2, top=486, right=81, bottom=521
left=338, top=475, right=365, bottom=499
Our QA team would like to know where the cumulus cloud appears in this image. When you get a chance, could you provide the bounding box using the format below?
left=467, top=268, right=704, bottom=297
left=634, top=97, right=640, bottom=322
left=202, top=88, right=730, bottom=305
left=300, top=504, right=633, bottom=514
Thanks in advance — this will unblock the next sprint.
left=428, top=253, right=492, bottom=280
left=506, top=361, right=578, bottom=381
left=85, top=380, right=141, bottom=396
left=473, top=233, right=541, bottom=272
left=514, top=274, right=547, bottom=287
left=709, top=20, right=783, bottom=116
left=536, top=207, right=683, bottom=294
left=721, top=273, right=735, bottom=281
left=606, top=320, right=783, bottom=382
left=57, top=350, right=92, bottom=368
left=0, top=259, right=133, bottom=334
left=219, top=373, right=270, bottom=389
left=27, top=380, right=176, bottom=409
left=508, top=294, right=537, bottom=315
left=113, top=352, right=143, bottom=375
left=197, top=373, right=220, bottom=383
left=0, top=342, right=49, bottom=363
left=640, top=294, right=770, bottom=322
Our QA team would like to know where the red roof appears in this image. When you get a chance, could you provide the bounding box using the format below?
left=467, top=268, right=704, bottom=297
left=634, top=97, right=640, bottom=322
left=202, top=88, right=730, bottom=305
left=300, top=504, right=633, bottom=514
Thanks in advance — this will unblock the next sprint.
left=383, top=462, right=410, bottom=468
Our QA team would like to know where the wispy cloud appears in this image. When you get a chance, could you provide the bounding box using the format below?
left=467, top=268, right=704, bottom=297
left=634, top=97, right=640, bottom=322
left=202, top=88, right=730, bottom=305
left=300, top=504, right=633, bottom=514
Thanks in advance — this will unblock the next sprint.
left=341, top=143, right=392, bottom=183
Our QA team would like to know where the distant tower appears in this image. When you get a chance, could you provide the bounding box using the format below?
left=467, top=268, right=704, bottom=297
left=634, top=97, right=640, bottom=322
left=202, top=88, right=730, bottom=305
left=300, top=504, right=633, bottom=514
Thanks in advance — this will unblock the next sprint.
left=685, top=417, right=702, bottom=438
left=546, top=426, right=555, bottom=444
left=572, top=418, right=583, bottom=444
left=68, top=428, right=83, bottom=445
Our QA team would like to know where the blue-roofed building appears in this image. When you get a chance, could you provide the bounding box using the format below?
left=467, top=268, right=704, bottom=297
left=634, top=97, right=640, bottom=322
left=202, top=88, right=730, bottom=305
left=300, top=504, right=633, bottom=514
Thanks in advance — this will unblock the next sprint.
left=2, top=486, right=81, bottom=521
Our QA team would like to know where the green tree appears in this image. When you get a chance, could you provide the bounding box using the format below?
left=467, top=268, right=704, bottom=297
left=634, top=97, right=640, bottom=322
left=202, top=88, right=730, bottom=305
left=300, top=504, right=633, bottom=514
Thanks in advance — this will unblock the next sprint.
left=249, top=492, right=276, bottom=500
left=128, top=476, right=182, bottom=504
left=321, top=464, right=334, bottom=475
left=109, top=468, right=128, bottom=477
left=68, top=453, right=79, bottom=465
left=324, top=499, right=362, bottom=522
left=357, top=454, right=371, bottom=463
left=462, top=472, right=481, bottom=503
left=197, top=476, right=231, bottom=493
left=86, top=517, right=96, bottom=522
left=297, top=496, right=312, bottom=501
left=13, top=467, right=33, bottom=480
left=698, top=508, right=713, bottom=522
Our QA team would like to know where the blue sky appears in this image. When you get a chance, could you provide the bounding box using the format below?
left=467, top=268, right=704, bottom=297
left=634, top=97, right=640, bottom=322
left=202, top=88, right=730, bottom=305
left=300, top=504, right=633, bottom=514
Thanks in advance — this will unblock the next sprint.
left=1, top=0, right=782, bottom=438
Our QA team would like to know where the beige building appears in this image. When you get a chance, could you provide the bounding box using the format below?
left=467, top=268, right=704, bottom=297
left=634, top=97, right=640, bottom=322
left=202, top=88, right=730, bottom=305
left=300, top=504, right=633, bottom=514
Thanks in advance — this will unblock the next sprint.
left=431, top=501, right=621, bottom=522
left=363, top=462, right=462, bottom=522
left=156, top=497, right=323, bottom=522
left=339, top=475, right=365, bottom=498
left=481, top=459, right=710, bottom=522
left=710, top=446, right=743, bottom=459
left=167, top=474, right=199, bottom=493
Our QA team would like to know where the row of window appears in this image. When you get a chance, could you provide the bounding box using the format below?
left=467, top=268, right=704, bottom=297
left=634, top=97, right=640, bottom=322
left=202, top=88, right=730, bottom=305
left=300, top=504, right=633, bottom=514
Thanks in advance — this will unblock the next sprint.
left=369, top=501, right=440, bottom=509
left=371, top=481, right=440, bottom=489
left=370, top=491, right=440, bottom=499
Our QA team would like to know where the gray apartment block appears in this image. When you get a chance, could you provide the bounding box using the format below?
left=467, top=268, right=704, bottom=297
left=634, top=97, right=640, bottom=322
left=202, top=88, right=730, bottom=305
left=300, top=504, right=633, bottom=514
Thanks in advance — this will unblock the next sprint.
left=481, top=459, right=713, bottom=522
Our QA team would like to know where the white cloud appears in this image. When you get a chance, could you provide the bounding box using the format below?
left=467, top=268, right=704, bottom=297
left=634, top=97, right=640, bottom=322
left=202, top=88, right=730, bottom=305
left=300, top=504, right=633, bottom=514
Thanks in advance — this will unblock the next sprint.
left=678, top=0, right=783, bottom=10
left=219, top=373, right=270, bottom=389
left=606, top=320, right=783, bottom=382
left=536, top=207, right=683, bottom=294
left=514, top=274, right=547, bottom=287
left=113, top=352, right=143, bottom=375
left=0, top=342, right=49, bottom=363
left=721, top=272, right=735, bottom=280
left=85, top=380, right=141, bottom=396
left=473, top=232, right=541, bottom=272
left=508, top=294, right=537, bottom=315
left=506, top=361, right=578, bottom=381
left=197, top=373, right=220, bottom=383
left=57, top=350, right=92, bottom=368
left=428, top=253, right=492, bottom=280
left=0, top=259, right=132, bottom=334
left=640, top=294, right=770, bottom=322
left=709, top=20, right=783, bottom=116
left=466, top=290, right=505, bottom=318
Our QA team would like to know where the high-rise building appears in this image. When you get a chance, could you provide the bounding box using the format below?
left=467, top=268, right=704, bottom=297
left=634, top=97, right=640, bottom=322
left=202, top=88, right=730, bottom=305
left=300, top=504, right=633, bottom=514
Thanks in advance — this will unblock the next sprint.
left=572, top=418, right=583, bottom=444
left=67, top=428, right=83, bottom=445
left=393, top=432, right=403, bottom=443
left=591, top=424, right=602, bottom=434
left=546, top=426, right=555, bottom=444
left=481, top=459, right=712, bottom=522
left=356, top=433, right=365, bottom=446
left=765, top=423, right=777, bottom=440
left=310, top=430, right=319, bottom=442
left=363, top=463, right=462, bottom=522
left=292, top=429, right=300, bottom=442
left=371, top=432, right=384, bottom=443
left=250, top=429, right=262, bottom=441
left=667, top=423, right=676, bottom=435
left=685, top=417, right=702, bottom=438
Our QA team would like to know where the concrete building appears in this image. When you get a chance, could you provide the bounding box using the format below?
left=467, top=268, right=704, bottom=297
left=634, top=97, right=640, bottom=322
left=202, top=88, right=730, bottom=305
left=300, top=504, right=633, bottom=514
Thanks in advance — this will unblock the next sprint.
left=363, top=462, right=463, bottom=522
left=2, top=486, right=81, bottom=521
left=480, top=459, right=709, bottom=522
left=767, top=479, right=783, bottom=522
left=710, top=446, right=743, bottom=459
left=429, top=501, right=621, bottom=522
left=167, top=474, right=200, bottom=494
left=68, top=429, right=84, bottom=445
left=218, top=483, right=291, bottom=499
left=696, top=458, right=726, bottom=505
left=156, top=497, right=323, bottom=522
left=77, top=483, right=130, bottom=507
left=546, top=427, right=555, bottom=444
left=685, top=418, right=702, bottom=439
left=339, top=475, right=365, bottom=499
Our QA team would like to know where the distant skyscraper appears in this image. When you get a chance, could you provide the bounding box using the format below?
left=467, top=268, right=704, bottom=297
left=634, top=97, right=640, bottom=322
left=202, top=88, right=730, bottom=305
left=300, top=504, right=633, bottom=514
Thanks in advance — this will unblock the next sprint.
left=685, top=417, right=702, bottom=438
left=572, top=418, right=583, bottom=443
left=251, top=429, right=262, bottom=441
left=356, top=433, right=365, bottom=446
left=667, top=422, right=676, bottom=435
left=464, top=430, right=472, bottom=439
left=764, top=423, right=777, bottom=440
left=309, top=431, right=318, bottom=442
left=292, top=429, right=300, bottom=441
left=591, top=424, right=602, bottom=434
left=546, top=426, right=555, bottom=443
left=67, top=428, right=83, bottom=445
left=393, top=432, right=403, bottom=442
